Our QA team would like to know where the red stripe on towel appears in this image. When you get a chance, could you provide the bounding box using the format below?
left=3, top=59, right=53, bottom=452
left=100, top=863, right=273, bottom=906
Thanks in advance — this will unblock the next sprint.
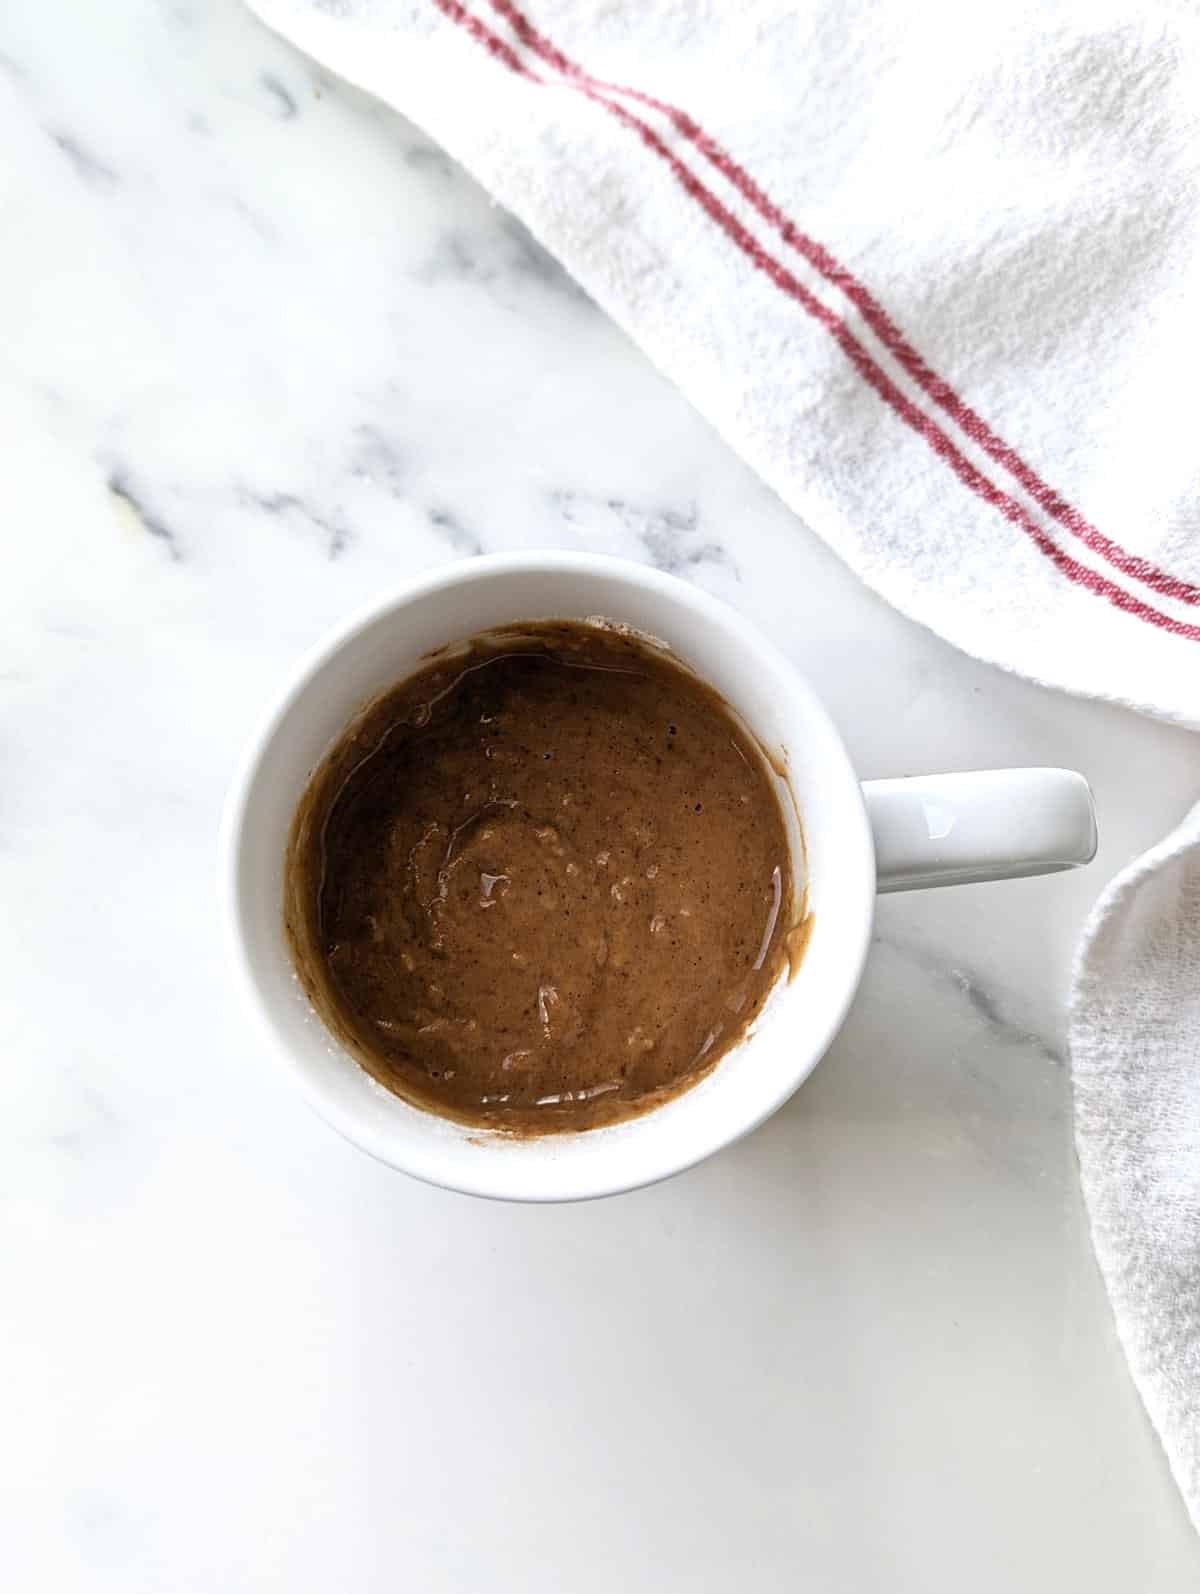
left=435, top=0, right=1200, bottom=640
left=484, top=0, right=1200, bottom=608
left=431, top=0, right=538, bottom=79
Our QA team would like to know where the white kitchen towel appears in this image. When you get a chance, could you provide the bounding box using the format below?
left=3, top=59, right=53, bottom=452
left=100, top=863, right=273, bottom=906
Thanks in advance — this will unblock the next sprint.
left=246, top=0, right=1200, bottom=1526
left=1072, top=800, right=1200, bottom=1519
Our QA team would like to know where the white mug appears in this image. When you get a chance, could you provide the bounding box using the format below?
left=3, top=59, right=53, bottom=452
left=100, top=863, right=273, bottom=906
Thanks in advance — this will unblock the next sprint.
left=221, top=552, right=1096, bottom=1202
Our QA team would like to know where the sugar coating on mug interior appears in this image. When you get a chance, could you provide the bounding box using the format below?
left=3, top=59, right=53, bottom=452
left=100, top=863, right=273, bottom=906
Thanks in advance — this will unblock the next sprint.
left=284, top=620, right=806, bottom=1134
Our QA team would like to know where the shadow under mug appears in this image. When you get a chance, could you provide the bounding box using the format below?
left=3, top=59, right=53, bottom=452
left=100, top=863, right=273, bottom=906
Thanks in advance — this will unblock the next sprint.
left=222, top=552, right=1097, bottom=1202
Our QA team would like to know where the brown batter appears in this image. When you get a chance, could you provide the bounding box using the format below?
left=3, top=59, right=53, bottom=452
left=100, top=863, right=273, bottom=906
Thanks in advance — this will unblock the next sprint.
left=284, top=622, right=797, bottom=1134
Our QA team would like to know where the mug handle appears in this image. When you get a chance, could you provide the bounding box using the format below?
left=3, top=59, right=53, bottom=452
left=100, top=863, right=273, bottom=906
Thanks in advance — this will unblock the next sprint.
left=862, top=768, right=1097, bottom=892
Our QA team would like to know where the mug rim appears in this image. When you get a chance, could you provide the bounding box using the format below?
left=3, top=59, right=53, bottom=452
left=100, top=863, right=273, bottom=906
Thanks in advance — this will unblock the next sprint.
left=220, top=551, right=876, bottom=1200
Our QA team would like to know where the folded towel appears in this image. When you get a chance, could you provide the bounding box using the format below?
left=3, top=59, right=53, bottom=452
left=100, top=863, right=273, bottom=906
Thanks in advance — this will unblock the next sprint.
left=1072, top=798, right=1200, bottom=1518
left=246, top=0, right=1200, bottom=1528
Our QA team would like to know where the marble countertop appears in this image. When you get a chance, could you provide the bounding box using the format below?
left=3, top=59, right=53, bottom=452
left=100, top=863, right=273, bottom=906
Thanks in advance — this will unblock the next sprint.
left=6, top=3, right=1200, bottom=1590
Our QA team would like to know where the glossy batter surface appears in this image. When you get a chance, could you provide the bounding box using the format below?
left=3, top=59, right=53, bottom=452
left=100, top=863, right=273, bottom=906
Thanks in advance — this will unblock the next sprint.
left=285, top=623, right=795, bottom=1133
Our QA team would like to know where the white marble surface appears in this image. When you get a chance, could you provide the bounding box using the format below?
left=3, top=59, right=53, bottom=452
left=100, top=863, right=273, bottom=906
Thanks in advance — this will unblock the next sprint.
left=5, top=3, right=1200, bottom=1589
